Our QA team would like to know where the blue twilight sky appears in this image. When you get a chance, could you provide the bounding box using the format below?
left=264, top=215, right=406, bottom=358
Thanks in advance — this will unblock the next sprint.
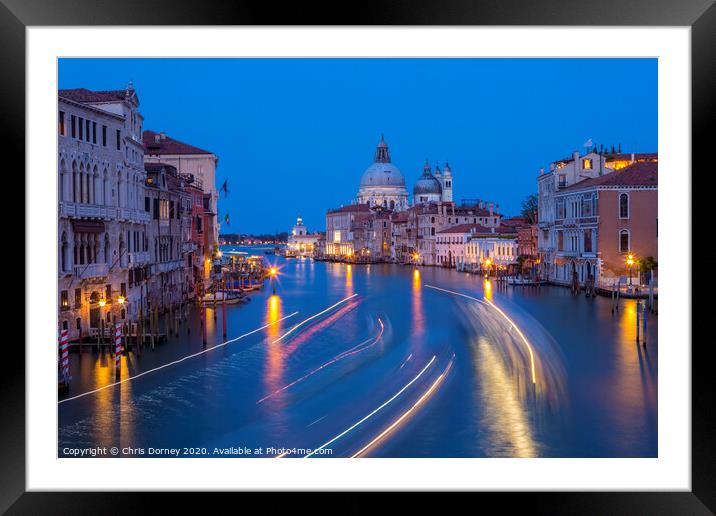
left=59, top=58, right=657, bottom=235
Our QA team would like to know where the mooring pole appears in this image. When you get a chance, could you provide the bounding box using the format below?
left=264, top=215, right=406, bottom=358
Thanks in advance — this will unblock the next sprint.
left=635, top=302, right=641, bottom=343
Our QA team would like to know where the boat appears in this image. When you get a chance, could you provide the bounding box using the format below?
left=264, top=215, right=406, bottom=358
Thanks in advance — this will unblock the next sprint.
left=201, top=291, right=249, bottom=305
left=506, top=276, right=546, bottom=286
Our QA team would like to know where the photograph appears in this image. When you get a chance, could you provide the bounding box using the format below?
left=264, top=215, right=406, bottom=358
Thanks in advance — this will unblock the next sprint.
left=56, top=57, right=659, bottom=460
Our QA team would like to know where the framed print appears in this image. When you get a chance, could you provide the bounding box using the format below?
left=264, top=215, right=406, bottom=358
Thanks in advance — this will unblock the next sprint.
left=3, top=0, right=714, bottom=511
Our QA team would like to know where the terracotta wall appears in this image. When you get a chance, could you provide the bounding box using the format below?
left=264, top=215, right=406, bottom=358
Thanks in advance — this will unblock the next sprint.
left=598, top=189, right=657, bottom=276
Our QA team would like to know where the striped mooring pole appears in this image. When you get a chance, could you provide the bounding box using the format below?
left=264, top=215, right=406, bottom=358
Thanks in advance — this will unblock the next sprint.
left=59, top=329, right=70, bottom=388
left=114, top=323, right=122, bottom=372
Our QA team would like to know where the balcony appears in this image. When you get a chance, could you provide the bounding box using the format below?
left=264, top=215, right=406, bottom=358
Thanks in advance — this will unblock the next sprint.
left=73, top=263, right=109, bottom=279
left=128, top=251, right=150, bottom=265
left=59, top=202, right=150, bottom=223
left=556, top=250, right=578, bottom=258
left=155, top=259, right=184, bottom=273
left=182, top=242, right=197, bottom=253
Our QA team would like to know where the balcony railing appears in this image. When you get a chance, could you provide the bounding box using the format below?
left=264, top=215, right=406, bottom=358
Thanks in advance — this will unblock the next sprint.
left=73, top=263, right=109, bottom=279
left=59, top=202, right=150, bottom=223
left=155, top=259, right=184, bottom=273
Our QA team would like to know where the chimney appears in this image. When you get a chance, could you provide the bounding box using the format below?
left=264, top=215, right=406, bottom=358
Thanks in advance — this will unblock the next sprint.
left=160, top=132, right=166, bottom=140
left=489, top=202, right=494, bottom=216
left=631, top=152, right=635, bottom=163
left=539, top=167, right=544, bottom=175
left=573, top=150, right=580, bottom=162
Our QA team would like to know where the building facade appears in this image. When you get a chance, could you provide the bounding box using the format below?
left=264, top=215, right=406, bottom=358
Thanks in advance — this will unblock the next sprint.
left=550, top=161, right=658, bottom=286
left=356, top=135, right=410, bottom=211
left=143, top=130, right=219, bottom=251
left=58, top=84, right=150, bottom=340
left=143, top=162, right=192, bottom=310
left=537, top=147, right=658, bottom=285
left=287, top=216, right=322, bottom=254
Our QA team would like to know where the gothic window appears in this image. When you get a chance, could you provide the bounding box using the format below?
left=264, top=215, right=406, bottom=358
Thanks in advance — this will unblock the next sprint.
left=619, top=230, right=630, bottom=254
left=619, top=193, right=629, bottom=219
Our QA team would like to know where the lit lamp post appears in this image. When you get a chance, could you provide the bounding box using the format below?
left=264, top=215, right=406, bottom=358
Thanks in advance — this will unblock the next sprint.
left=413, top=252, right=420, bottom=267
left=485, top=258, right=492, bottom=278
left=98, top=298, right=106, bottom=348
left=117, top=295, right=125, bottom=352
left=269, top=266, right=278, bottom=294
left=626, top=254, right=635, bottom=287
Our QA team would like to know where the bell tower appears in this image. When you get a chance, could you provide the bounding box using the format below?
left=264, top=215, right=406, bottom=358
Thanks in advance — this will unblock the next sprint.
left=442, top=161, right=453, bottom=202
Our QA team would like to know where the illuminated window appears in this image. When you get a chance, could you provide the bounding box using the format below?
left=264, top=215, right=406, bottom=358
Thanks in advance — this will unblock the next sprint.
left=582, top=158, right=593, bottom=170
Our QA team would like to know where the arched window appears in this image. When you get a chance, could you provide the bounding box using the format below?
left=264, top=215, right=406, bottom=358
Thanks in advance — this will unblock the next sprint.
left=619, top=230, right=630, bottom=254
left=102, top=168, right=109, bottom=205
left=78, top=162, right=85, bottom=203
left=59, top=159, right=67, bottom=202
left=60, top=231, right=69, bottom=272
left=72, top=161, right=78, bottom=202
left=619, top=193, right=629, bottom=219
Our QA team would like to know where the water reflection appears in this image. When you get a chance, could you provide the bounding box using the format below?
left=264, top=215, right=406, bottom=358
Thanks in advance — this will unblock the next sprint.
left=346, top=264, right=353, bottom=296
left=264, top=295, right=284, bottom=400
left=475, top=336, right=537, bottom=457
left=412, top=268, right=424, bottom=338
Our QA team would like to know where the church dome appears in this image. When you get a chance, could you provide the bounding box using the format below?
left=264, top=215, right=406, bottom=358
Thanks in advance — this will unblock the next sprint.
left=413, top=160, right=442, bottom=196
left=358, top=135, right=406, bottom=188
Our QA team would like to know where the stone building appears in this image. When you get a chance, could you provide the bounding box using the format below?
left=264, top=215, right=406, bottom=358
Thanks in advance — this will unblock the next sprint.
left=356, top=135, right=410, bottom=211
left=551, top=161, right=658, bottom=286
left=287, top=216, right=322, bottom=254
left=58, top=84, right=149, bottom=340
left=143, top=162, right=192, bottom=309
left=143, top=130, right=219, bottom=252
left=537, top=147, right=657, bottom=286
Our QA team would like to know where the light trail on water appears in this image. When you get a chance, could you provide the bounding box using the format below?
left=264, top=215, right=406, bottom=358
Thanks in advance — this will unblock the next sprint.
left=276, top=355, right=437, bottom=458
left=58, top=312, right=299, bottom=405
left=352, top=354, right=455, bottom=457
left=257, top=318, right=385, bottom=404
left=424, top=284, right=537, bottom=385
left=272, top=293, right=358, bottom=344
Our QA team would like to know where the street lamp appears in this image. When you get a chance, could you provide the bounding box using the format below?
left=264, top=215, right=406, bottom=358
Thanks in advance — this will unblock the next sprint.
left=269, top=266, right=278, bottom=294
left=626, top=253, right=635, bottom=286
left=413, top=252, right=420, bottom=266
left=117, top=296, right=126, bottom=351
left=98, top=298, right=106, bottom=347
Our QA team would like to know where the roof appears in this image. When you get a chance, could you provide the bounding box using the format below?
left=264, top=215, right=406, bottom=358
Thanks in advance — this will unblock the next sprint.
left=143, top=130, right=213, bottom=155
left=437, top=223, right=491, bottom=235
left=606, top=152, right=658, bottom=162
left=327, top=203, right=373, bottom=214
left=500, top=217, right=527, bottom=227
left=561, top=161, right=658, bottom=192
left=59, top=88, right=133, bottom=104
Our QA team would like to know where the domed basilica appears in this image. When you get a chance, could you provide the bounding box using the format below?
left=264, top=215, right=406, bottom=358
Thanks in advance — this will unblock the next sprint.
left=356, top=135, right=453, bottom=211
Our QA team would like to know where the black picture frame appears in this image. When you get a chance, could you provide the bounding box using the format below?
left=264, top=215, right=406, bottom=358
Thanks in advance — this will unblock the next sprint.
left=3, top=0, right=712, bottom=511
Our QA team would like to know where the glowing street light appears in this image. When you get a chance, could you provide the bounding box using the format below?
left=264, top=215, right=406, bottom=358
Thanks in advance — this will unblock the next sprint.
left=117, top=296, right=125, bottom=305
left=626, top=253, right=635, bottom=286
left=269, top=266, right=278, bottom=294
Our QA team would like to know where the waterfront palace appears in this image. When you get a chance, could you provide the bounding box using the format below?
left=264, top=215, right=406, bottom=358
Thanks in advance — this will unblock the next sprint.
left=321, top=137, right=658, bottom=290
left=58, top=84, right=219, bottom=342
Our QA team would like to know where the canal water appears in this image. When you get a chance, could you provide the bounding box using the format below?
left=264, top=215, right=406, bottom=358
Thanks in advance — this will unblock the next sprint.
left=58, top=246, right=657, bottom=458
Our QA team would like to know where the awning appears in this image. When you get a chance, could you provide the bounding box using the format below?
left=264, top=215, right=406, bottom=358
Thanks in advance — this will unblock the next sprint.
left=72, top=220, right=105, bottom=233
